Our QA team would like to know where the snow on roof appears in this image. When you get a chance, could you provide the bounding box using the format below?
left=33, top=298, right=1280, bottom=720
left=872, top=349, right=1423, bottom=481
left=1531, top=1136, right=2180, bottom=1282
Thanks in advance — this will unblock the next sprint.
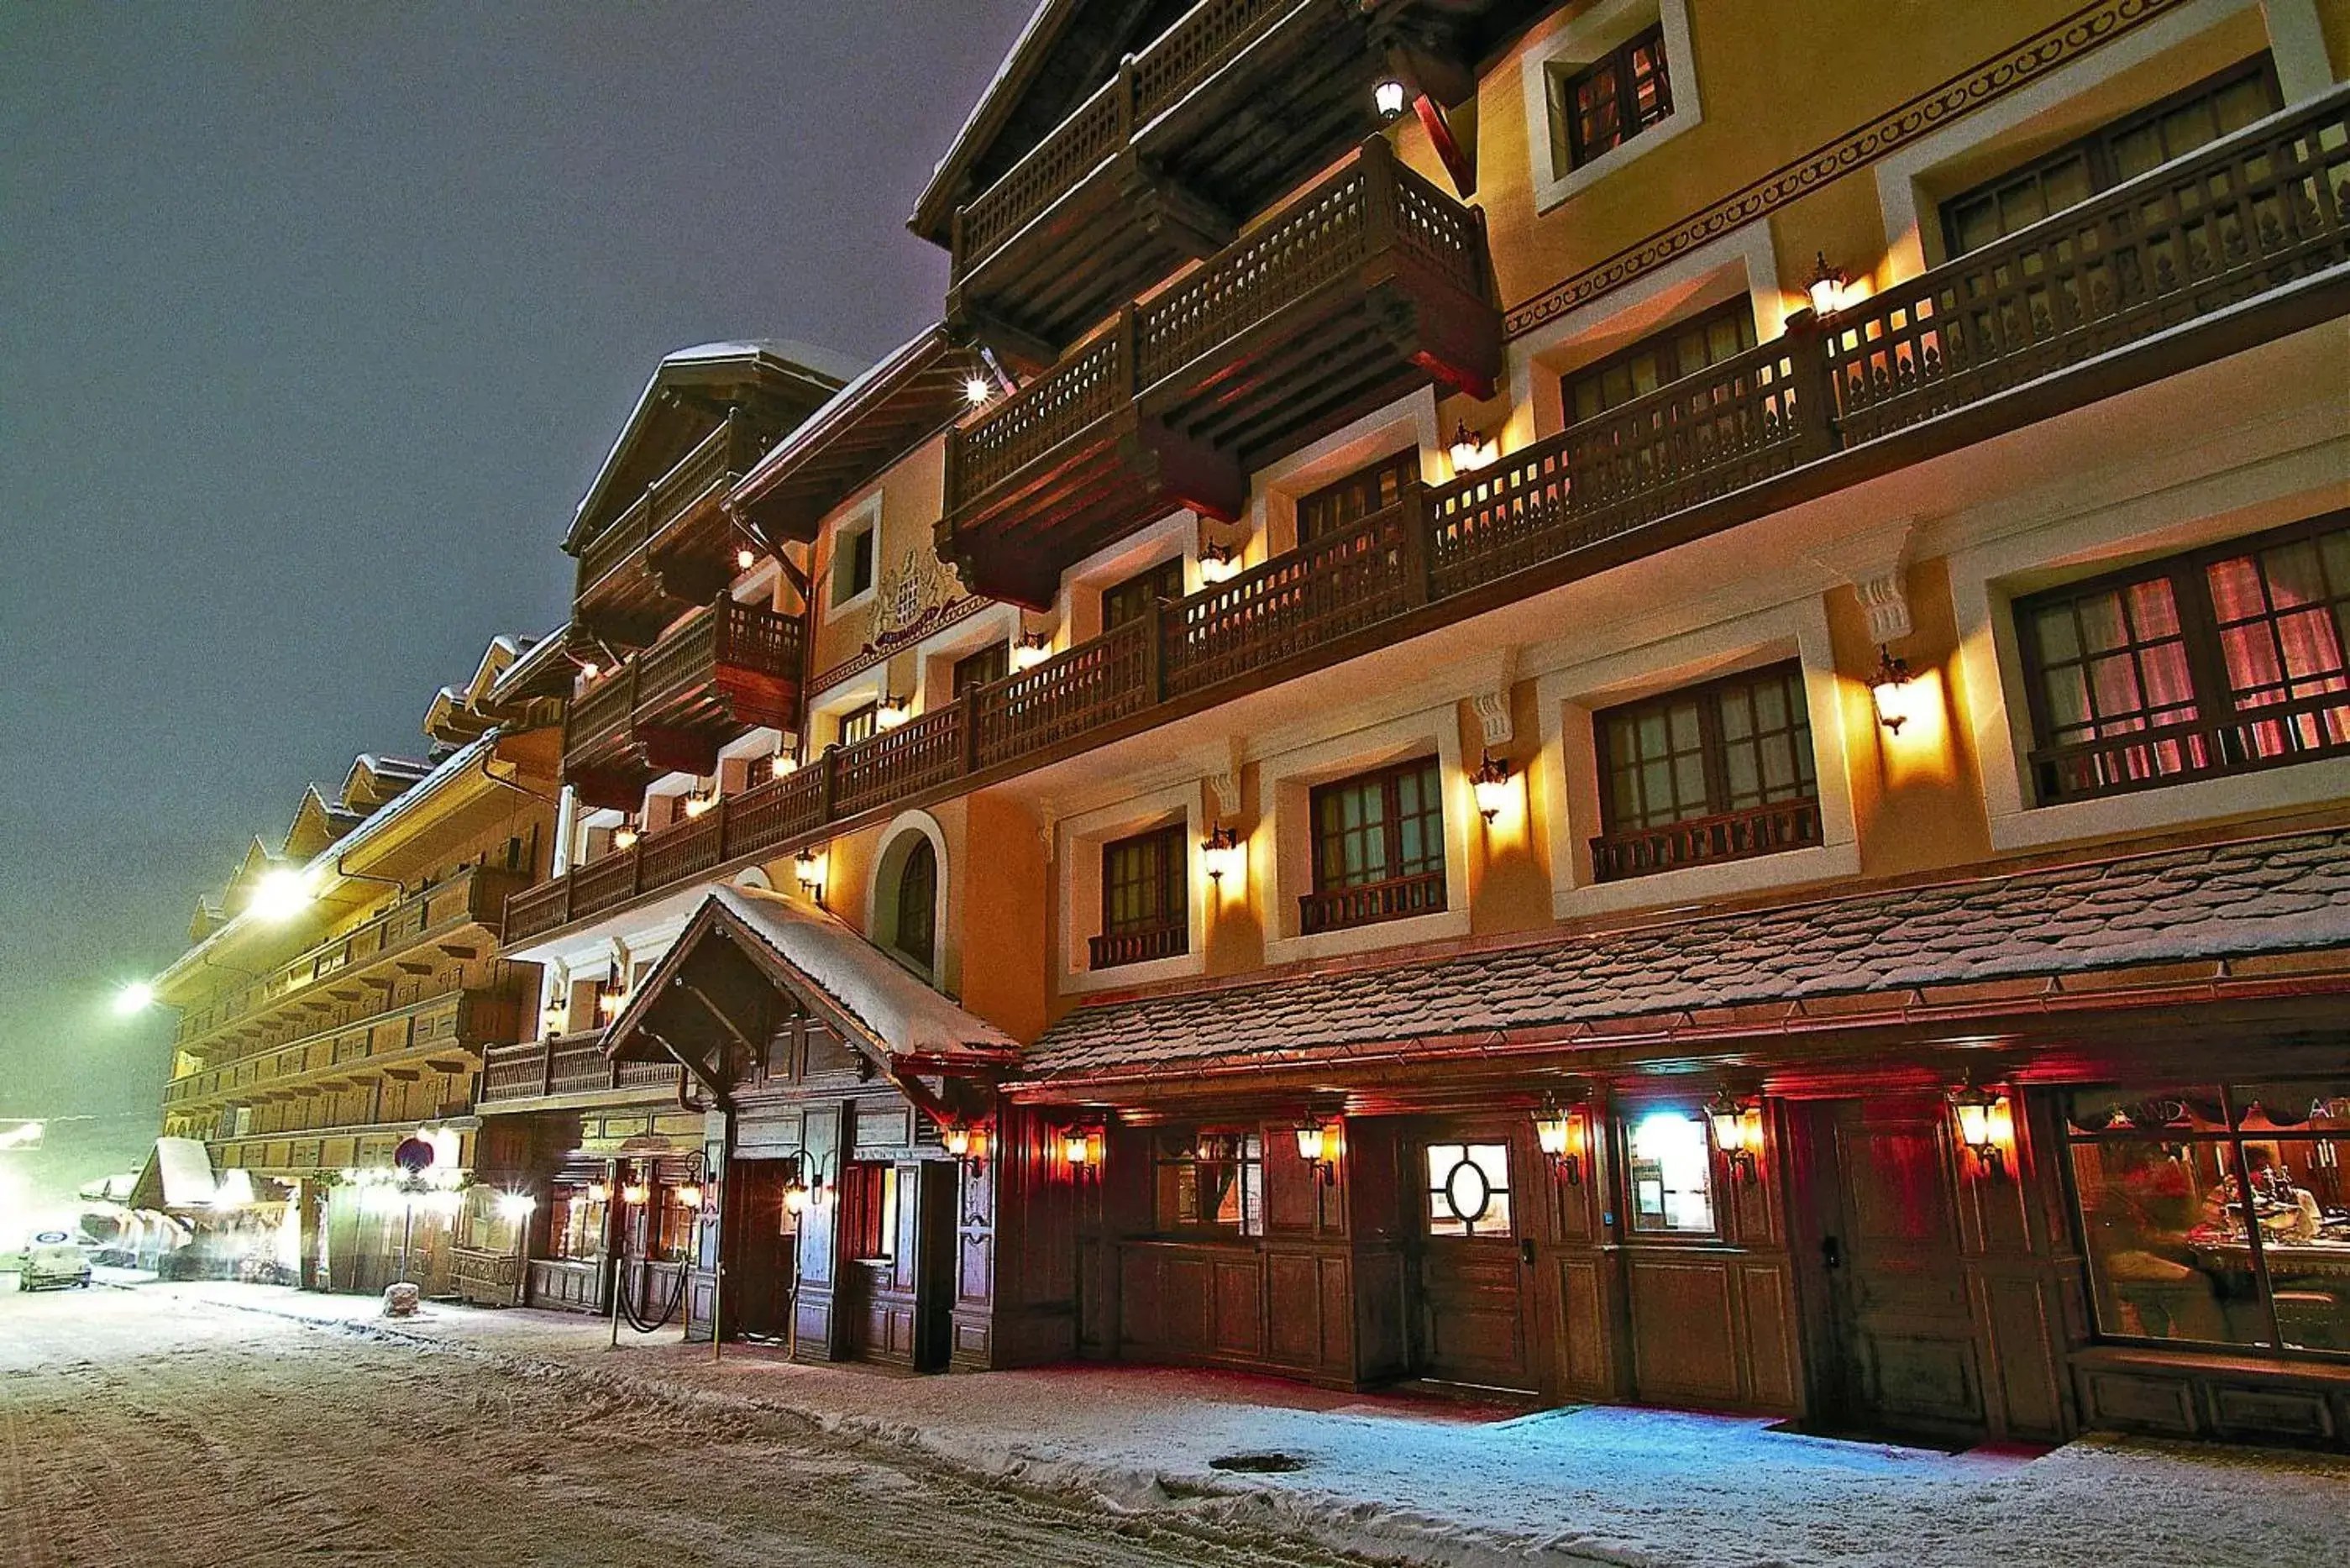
left=915, top=0, right=1068, bottom=226
left=708, top=885, right=1020, bottom=1063
left=133, top=1137, right=218, bottom=1209
left=1028, top=826, right=2350, bottom=1079
left=665, top=338, right=868, bottom=385
left=731, top=325, right=957, bottom=508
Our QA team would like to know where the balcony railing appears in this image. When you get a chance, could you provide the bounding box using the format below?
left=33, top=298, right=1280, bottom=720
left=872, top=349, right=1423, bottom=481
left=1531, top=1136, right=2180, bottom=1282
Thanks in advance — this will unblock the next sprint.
left=1298, top=871, right=1446, bottom=936
left=574, top=411, right=772, bottom=614
left=170, top=863, right=532, bottom=1053
left=563, top=595, right=805, bottom=804
left=2030, top=689, right=2350, bottom=805
left=478, top=1032, right=685, bottom=1107
left=163, top=985, right=526, bottom=1108
left=1590, top=799, right=1824, bottom=885
left=1089, top=922, right=1190, bottom=970
left=506, top=87, right=2350, bottom=947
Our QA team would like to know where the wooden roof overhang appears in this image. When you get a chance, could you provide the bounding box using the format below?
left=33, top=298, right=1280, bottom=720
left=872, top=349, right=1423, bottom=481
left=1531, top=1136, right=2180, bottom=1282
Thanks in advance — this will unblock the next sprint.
left=573, top=411, right=783, bottom=648
left=728, top=328, right=988, bottom=548
left=1008, top=952, right=2350, bottom=1120
left=939, top=136, right=1500, bottom=609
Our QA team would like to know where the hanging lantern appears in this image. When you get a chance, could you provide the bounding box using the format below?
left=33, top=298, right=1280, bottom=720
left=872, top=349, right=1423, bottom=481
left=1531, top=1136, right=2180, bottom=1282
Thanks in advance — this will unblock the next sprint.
left=1448, top=420, right=1493, bottom=474
left=1199, top=542, right=1242, bottom=585
left=1373, top=76, right=1408, bottom=122
left=1200, top=825, right=1243, bottom=884
left=674, top=1183, right=704, bottom=1210
left=1705, top=1091, right=1762, bottom=1180
left=1471, top=753, right=1513, bottom=823
left=1867, top=646, right=1917, bottom=735
left=1533, top=1095, right=1587, bottom=1185
left=1807, top=251, right=1849, bottom=316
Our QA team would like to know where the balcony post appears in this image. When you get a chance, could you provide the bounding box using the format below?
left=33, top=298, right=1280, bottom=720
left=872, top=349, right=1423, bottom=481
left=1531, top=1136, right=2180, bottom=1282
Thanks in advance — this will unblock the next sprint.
left=1359, top=133, right=1398, bottom=259
left=1396, top=482, right=1434, bottom=608
left=963, top=684, right=986, bottom=776
left=1115, top=301, right=1141, bottom=401
left=1115, top=53, right=1137, bottom=144
left=1781, top=307, right=1842, bottom=464
left=1141, top=594, right=1167, bottom=705
left=820, top=745, right=839, bottom=826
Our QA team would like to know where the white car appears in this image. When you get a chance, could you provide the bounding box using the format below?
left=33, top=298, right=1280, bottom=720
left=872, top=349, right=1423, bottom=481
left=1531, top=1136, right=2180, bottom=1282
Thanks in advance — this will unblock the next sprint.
left=17, top=1231, right=91, bottom=1291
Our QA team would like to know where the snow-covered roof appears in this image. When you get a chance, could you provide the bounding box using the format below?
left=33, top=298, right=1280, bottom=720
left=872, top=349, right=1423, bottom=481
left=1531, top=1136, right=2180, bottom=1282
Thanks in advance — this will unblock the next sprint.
left=130, top=1137, right=218, bottom=1210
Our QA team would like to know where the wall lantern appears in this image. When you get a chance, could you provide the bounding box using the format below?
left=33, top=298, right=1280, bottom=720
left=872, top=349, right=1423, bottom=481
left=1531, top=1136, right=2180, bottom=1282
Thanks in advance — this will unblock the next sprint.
left=674, top=1182, right=705, bottom=1210
left=619, top=1178, right=650, bottom=1207
left=1294, top=1121, right=1339, bottom=1185
left=1950, top=1082, right=2015, bottom=1177
left=875, top=693, right=911, bottom=731
left=1706, top=1091, right=1764, bottom=1180
left=586, top=1180, right=611, bottom=1204
left=963, top=375, right=994, bottom=408
left=596, top=964, right=627, bottom=1020
left=1448, top=420, right=1494, bottom=475
left=1373, top=76, right=1408, bottom=122
left=1866, top=646, right=1917, bottom=735
left=540, top=1003, right=564, bottom=1040
left=735, top=547, right=758, bottom=572
left=579, top=659, right=602, bottom=681
left=1062, top=1124, right=1104, bottom=1177
left=1807, top=251, right=1849, bottom=317
left=1533, top=1095, right=1587, bottom=1185
left=769, top=752, right=800, bottom=779
left=1201, top=825, right=1244, bottom=884
left=494, top=1189, right=538, bottom=1222
left=612, top=822, right=641, bottom=852
left=682, top=787, right=715, bottom=820
left=1471, top=753, right=1513, bottom=823
left=795, top=844, right=828, bottom=905
left=1010, top=632, right=1053, bottom=673
left=942, top=1121, right=991, bottom=1168
left=1199, top=541, right=1242, bottom=585
left=781, top=1153, right=826, bottom=1217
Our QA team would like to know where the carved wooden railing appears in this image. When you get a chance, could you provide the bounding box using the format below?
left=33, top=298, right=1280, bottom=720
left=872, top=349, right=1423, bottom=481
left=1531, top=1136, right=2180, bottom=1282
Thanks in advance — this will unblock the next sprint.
left=564, top=597, right=804, bottom=770
left=1298, top=870, right=1446, bottom=936
left=502, top=90, right=2350, bottom=947
left=2030, top=688, right=2350, bottom=805
left=479, top=1032, right=683, bottom=1105
left=1088, top=922, right=1189, bottom=970
left=952, top=0, right=1295, bottom=271
left=947, top=327, right=1127, bottom=505
left=1590, top=799, right=1824, bottom=884
left=166, top=984, right=526, bottom=1107
left=575, top=410, right=769, bottom=603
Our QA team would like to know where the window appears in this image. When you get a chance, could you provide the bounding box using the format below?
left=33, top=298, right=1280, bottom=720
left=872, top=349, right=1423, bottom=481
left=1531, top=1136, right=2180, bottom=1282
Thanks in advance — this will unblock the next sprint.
left=1939, top=59, right=2280, bottom=256
left=1296, top=448, right=1419, bottom=544
left=837, top=701, right=879, bottom=748
left=844, top=1162, right=899, bottom=1261
left=1154, top=1130, right=1263, bottom=1235
left=1304, top=757, right=1446, bottom=934
left=647, top=1183, right=695, bottom=1261
left=1425, top=1143, right=1513, bottom=1237
left=2017, top=513, right=2350, bottom=804
left=1627, top=1109, right=1717, bottom=1235
left=1563, top=297, right=1756, bottom=426
left=831, top=521, right=876, bottom=606
left=1547, top=23, right=1672, bottom=172
left=1094, top=825, right=1187, bottom=969
left=1592, top=660, right=1818, bottom=881
left=548, top=1183, right=606, bottom=1261
left=891, top=836, right=937, bottom=972
left=1101, top=557, right=1184, bottom=631
left=952, top=641, right=1010, bottom=698
left=2064, top=1083, right=2348, bottom=1356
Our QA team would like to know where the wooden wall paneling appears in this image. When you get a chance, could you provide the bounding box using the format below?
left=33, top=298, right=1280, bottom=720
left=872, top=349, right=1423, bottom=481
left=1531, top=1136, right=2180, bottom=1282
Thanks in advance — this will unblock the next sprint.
left=1266, top=1128, right=1319, bottom=1235
left=1212, top=1254, right=1265, bottom=1359
left=1970, top=1265, right=2069, bottom=1441
left=1734, top=1260, right=1802, bottom=1411
left=1267, top=1250, right=1321, bottom=1366
left=1556, top=1256, right=1615, bottom=1397
left=1351, top=1243, right=1408, bottom=1384
left=1625, top=1253, right=1741, bottom=1404
left=792, top=1099, right=844, bottom=1361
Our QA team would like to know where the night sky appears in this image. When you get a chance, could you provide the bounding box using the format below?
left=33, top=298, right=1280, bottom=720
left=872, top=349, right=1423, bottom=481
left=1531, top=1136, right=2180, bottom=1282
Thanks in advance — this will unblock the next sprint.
left=0, top=2, right=1038, bottom=1194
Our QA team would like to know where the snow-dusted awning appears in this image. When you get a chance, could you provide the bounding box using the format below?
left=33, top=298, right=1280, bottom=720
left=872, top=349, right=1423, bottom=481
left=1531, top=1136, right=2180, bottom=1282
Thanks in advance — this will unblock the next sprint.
left=128, top=1136, right=219, bottom=1211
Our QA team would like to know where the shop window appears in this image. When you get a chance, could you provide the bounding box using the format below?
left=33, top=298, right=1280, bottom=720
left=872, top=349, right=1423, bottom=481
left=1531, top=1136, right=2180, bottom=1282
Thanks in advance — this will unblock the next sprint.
left=952, top=640, right=1010, bottom=698
left=648, top=1186, right=694, bottom=1262
left=1296, top=448, right=1419, bottom=545
left=1939, top=58, right=2279, bottom=256
left=1627, top=1109, right=1718, bottom=1235
left=1154, top=1130, right=1264, bottom=1235
left=2017, top=512, right=2350, bottom=805
left=837, top=701, right=879, bottom=749
left=1093, top=825, right=1187, bottom=969
left=548, top=1183, right=606, bottom=1261
left=1562, top=296, right=1756, bottom=427
left=1547, top=23, right=1673, bottom=172
left=845, top=1162, right=899, bottom=1261
left=832, top=518, right=876, bottom=606
left=1303, top=757, right=1447, bottom=934
left=891, top=836, right=938, bottom=973
left=2064, top=1083, right=2348, bottom=1356
left=1102, top=557, right=1185, bottom=631
left=1425, top=1142, right=1513, bottom=1237
left=1592, top=660, right=1819, bottom=882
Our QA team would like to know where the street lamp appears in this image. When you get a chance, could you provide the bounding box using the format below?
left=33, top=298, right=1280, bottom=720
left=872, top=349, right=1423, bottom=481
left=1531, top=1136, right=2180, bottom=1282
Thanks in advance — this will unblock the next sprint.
left=114, top=981, right=156, bottom=1015
left=249, top=867, right=312, bottom=920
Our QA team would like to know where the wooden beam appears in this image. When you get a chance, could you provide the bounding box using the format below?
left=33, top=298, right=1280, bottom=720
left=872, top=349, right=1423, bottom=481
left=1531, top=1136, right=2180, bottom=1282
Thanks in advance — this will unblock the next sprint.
left=642, top=1024, right=731, bottom=1110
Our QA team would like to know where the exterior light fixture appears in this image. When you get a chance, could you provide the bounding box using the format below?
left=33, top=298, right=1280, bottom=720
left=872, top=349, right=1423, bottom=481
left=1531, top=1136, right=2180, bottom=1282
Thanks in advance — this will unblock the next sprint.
left=1062, top=1125, right=1102, bottom=1177
left=494, top=1190, right=538, bottom=1222
left=579, top=660, right=602, bottom=681
left=1807, top=251, right=1849, bottom=316
left=612, top=822, right=640, bottom=852
left=539, top=1003, right=564, bottom=1039
left=942, top=1122, right=990, bottom=1168
left=619, top=1179, right=650, bottom=1207
left=1471, top=753, right=1513, bottom=823
left=1198, top=542, right=1242, bottom=585
left=586, top=1181, right=611, bottom=1204
left=596, top=962, right=626, bottom=1020
left=795, top=845, right=828, bottom=904
left=114, top=981, right=156, bottom=1015
left=1201, top=825, right=1243, bottom=884
left=1448, top=420, right=1493, bottom=474
left=735, top=547, right=757, bottom=571
left=1533, top=1094, right=1587, bottom=1185
left=875, top=693, right=910, bottom=730
left=1373, top=76, right=1408, bottom=122
left=674, top=1182, right=705, bottom=1210
left=963, top=375, right=993, bottom=407
left=249, top=867, right=312, bottom=921
left=1866, top=646, right=1917, bottom=735
left=1293, top=1122, right=1338, bottom=1185
left=1010, top=632, right=1053, bottom=673
left=769, top=752, right=800, bottom=779
left=1706, top=1091, right=1763, bottom=1180
left=682, top=789, right=714, bottom=820
left=1950, top=1082, right=2014, bottom=1177
left=782, top=1178, right=810, bottom=1216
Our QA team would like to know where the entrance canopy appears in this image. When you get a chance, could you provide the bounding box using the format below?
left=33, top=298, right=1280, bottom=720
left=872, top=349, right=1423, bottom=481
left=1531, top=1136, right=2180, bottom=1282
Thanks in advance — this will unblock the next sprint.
left=1020, top=826, right=2350, bottom=1102
left=602, top=885, right=1020, bottom=1114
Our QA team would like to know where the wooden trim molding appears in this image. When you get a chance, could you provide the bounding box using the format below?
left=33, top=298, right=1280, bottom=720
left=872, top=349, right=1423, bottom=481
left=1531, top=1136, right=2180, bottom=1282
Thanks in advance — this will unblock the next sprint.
left=1503, top=0, right=2197, bottom=338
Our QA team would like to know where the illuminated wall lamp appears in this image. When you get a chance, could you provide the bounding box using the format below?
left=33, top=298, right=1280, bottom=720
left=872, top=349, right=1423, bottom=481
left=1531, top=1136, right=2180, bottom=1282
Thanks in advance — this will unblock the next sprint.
left=674, top=1182, right=705, bottom=1210
left=612, top=823, right=640, bottom=852
left=1201, top=825, right=1243, bottom=884
left=795, top=845, right=828, bottom=905
left=682, top=788, right=715, bottom=820
left=1448, top=420, right=1494, bottom=475
left=1866, top=646, right=1917, bottom=735
left=875, top=693, right=911, bottom=730
left=1807, top=251, right=1849, bottom=317
left=1533, top=1096, right=1587, bottom=1185
left=619, top=1179, right=650, bottom=1207
left=1706, top=1091, right=1764, bottom=1181
left=1293, top=1121, right=1339, bottom=1186
left=735, top=546, right=758, bottom=571
left=963, top=375, right=994, bottom=407
left=1950, top=1083, right=2015, bottom=1177
left=1471, top=753, right=1512, bottom=823
left=1373, top=76, right=1408, bottom=122
left=1062, top=1125, right=1103, bottom=1177
left=1198, top=542, right=1242, bottom=585
left=1010, top=632, right=1053, bottom=673
left=769, top=752, right=800, bottom=779
left=942, top=1122, right=990, bottom=1168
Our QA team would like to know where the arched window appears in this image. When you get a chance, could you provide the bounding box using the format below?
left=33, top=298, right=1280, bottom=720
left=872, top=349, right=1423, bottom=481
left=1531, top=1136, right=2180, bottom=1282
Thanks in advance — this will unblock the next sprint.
left=892, top=836, right=937, bottom=972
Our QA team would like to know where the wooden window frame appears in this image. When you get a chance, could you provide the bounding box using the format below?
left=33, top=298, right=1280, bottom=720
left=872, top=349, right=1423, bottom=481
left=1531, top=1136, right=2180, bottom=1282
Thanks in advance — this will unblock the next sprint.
left=837, top=700, right=879, bottom=749
left=951, top=640, right=1010, bottom=699
left=831, top=520, right=876, bottom=607
left=1303, top=756, right=1447, bottom=934
left=891, top=836, right=939, bottom=973
left=1153, top=1129, right=1266, bottom=1238
left=1937, top=56, right=2281, bottom=258
left=1295, top=448, right=1419, bottom=545
left=2015, top=511, right=2350, bottom=805
left=1557, top=23, right=1673, bottom=171
left=1562, top=296, right=1758, bottom=428
left=1093, top=824, right=1188, bottom=970
left=1101, top=557, right=1185, bottom=632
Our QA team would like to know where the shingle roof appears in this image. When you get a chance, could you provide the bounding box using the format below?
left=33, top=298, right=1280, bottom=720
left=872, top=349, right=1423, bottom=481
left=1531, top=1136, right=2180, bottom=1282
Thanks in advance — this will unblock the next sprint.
left=1026, top=828, right=2350, bottom=1080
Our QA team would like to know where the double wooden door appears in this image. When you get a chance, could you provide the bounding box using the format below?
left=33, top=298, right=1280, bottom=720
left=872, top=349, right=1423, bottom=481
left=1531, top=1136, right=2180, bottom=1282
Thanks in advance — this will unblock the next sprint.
left=1799, top=1096, right=1985, bottom=1439
left=1411, top=1127, right=1536, bottom=1392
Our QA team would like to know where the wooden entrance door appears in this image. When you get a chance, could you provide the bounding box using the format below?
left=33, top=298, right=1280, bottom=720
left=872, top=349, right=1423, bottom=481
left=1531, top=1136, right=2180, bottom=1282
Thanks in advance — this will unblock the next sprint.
left=1803, top=1097, right=1985, bottom=1438
left=1411, top=1130, right=1534, bottom=1392
left=722, top=1159, right=798, bottom=1340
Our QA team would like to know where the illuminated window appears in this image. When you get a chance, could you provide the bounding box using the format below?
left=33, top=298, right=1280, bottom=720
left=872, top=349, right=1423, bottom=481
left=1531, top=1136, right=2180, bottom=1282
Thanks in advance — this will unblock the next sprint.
left=1547, top=23, right=1672, bottom=172
left=1296, top=448, right=1418, bottom=545
left=1425, top=1142, right=1513, bottom=1238
left=846, top=1162, right=898, bottom=1261
left=1304, top=757, right=1446, bottom=933
left=1562, top=297, right=1755, bottom=427
left=837, top=701, right=879, bottom=748
left=1628, top=1109, right=1717, bottom=1235
left=549, top=1185, right=606, bottom=1261
left=1155, top=1130, right=1263, bottom=1235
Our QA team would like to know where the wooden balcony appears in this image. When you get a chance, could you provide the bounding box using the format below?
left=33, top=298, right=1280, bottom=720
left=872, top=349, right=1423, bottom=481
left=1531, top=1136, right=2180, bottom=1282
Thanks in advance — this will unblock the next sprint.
left=1590, top=800, right=1823, bottom=885
left=1298, top=871, right=1445, bottom=936
left=477, top=1032, right=685, bottom=1109
left=162, top=984, right=527, bottom=1110
left=2030, top=690, right=2350, bottom=805
left=564, top=597, right=805, bottom=810
left=573, top=412, right=774, bottom=646
left=1090, top=922, right=1189, bottom=970
left=506, top=88, right=2350, bottom=947
left=169, top=863, right=532, bottom=1059
left=940, top=138, right=1499, bottom=608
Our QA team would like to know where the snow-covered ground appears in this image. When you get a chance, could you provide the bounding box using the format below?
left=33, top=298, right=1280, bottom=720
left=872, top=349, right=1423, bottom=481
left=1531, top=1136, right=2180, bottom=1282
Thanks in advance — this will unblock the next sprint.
left=11, top=1280, right=2349, bottom=1568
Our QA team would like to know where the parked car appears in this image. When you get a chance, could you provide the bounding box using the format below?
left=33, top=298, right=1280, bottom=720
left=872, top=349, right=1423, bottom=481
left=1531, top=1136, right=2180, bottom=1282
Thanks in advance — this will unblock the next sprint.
left=18, top=1231, right=91, bottom=1291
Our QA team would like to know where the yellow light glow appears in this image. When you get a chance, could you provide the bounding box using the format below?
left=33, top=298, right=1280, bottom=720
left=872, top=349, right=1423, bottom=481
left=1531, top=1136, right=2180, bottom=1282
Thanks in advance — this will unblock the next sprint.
left=586, top=1181, right=611, bottom=1204
left=1198, top=544, right=1241, bottom=585
left=674, top=1183, right=704, bottom=1210
left=612, top=826, right=640, bottom=852
left=620, top=1181, right=649, bottom=1207
left=736, top=548, right=757, bottom=571
left=1373, top=77, right=1407, bottom=120
left=1293, top=1124, right=1326, bottom=1163
left=1010, top=637, right=1052, bottom=673
left=875, top=695, right=910, bottom=730
left=249, top=868, right=312, bottom=921
left=494, top=1190, right=538, bottom=1221
left=1201, top=826, right=1244, bottom=887
left=770, top=753, right=799, bottom=779
left=963, top=375, right=993, bottom=406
